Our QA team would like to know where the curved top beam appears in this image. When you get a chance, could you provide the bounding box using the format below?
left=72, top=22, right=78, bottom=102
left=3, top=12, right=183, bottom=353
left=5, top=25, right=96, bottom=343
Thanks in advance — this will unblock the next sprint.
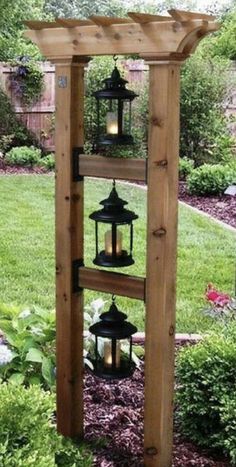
left=24, top=11, right=219, bottom=61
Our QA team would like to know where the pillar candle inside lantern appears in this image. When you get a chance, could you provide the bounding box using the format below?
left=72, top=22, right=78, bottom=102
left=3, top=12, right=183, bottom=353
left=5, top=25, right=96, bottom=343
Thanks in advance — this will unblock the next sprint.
left=104, top=340, right=121, bottom=368
left=106, top=111, right=118, bottom=134
left=105, top=229, right=122, bottom=256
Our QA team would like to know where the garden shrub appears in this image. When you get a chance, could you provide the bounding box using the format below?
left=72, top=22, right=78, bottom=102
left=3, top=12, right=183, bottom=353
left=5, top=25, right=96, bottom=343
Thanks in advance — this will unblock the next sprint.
left=38, top=153, right=55, bottom=170
left=179, top=157, right=194, bottom=180
left=0, top=305, right=56, bottom=389
left=187, top=163, right=235, bottom=195
left=5, top=146, right=41, bottom=166
left=176, top=327, right=236, bottom=463
left=180, top=51, right=234, bottom=165
left=0, top=86, right=38, bottom=152
left=0, top=383, right=92, bottom=466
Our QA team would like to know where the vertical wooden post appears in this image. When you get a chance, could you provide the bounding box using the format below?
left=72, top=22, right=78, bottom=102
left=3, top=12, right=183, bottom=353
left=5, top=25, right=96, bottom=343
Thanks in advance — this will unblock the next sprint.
left=144, top=58, right=182, bottom=467
left=54, top=56, right=89, bottom=438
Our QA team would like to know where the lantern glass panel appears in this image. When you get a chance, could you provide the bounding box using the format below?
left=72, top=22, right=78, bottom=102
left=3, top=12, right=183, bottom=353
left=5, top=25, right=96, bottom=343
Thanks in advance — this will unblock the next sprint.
left=94, top=222, right=134, bottom=267
left=94, top=337, right=134, bottom=379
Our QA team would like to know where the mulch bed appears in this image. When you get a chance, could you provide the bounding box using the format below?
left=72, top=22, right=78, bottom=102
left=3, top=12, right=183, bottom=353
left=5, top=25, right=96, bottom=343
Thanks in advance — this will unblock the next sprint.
left=84, top=361, right=230, bottom=467
left=179, top=182, right=236, bottom=229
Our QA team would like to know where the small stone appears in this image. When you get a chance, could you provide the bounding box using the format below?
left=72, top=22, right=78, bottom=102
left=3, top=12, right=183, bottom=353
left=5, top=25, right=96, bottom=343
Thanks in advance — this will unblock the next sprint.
left=224, top=185, right=236, bottom=196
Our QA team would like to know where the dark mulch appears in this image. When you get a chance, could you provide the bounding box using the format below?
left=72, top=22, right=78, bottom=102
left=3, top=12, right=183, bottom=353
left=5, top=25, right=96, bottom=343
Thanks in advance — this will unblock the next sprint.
left=0, top=160, right=47, bottom=175
left=84, top=363, right=230, bottom=467
left=179, top=182, right=236, bottom=229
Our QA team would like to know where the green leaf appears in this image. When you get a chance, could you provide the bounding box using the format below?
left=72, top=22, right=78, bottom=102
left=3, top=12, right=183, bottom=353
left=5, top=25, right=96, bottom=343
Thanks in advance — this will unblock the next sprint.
left=25, top=347, right=44, bottom=363
left=8, top=372, right=24, bottom=385
left=42, top=356, right=55, bottom=387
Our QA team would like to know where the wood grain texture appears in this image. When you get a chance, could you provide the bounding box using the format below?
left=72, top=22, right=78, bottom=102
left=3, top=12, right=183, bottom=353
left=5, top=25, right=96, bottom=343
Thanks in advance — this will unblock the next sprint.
left=24, top=19, right=218, bottom=58
left=168, top=8, right=216, bottom=21
left=78, top=154, right=146, bottom=182
left=79, top=267, right=145, bottom=300
left=89, top=15, right=132, bottom=26
left=127, top=12, right=172, bottom=23
left=55, top=57, right=89, bottom=438
left=144, top=62, right=181, bottom=467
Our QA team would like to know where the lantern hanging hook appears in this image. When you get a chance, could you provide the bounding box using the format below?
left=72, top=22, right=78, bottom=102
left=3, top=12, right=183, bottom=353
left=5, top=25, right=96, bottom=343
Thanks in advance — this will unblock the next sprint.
left=113, top=55, right=118, bottom=65
left=112, top=178, right=116, bottom=188
left=112, top=294, right=116, bottom=303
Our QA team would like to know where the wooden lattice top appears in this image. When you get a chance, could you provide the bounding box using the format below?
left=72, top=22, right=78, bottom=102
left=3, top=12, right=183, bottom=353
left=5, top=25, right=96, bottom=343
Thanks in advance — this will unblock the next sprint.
left=24, top=10, right=219, bottom=60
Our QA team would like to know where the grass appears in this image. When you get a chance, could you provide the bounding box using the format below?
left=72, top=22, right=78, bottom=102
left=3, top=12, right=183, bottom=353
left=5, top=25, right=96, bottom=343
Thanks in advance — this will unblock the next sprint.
left=0, top=174, right=235, bottom=334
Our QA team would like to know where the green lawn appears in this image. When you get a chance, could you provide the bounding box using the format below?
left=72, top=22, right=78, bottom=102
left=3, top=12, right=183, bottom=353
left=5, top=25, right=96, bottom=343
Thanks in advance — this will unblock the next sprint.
left=0, top=174, right=235, bottom=334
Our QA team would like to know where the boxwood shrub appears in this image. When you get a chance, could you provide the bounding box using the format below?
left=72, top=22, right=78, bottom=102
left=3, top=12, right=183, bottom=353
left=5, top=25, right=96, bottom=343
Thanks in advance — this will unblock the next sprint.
left=0, top=383, right=92, bottom=466
left=187, top=163, right=235, bottom=195
left=5, top=146, right=41, bottom=166
left=176, top=326, right=236, bottom=463
left=179, top=157, right=194, bottom=180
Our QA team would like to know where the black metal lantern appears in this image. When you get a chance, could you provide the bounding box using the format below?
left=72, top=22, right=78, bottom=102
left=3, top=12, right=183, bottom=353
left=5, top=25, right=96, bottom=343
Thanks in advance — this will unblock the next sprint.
left=89, top=296, right=137, bottom=379
left=93, top=56, right=138, bottom=147
left=89, top=180, right=138, bottom=267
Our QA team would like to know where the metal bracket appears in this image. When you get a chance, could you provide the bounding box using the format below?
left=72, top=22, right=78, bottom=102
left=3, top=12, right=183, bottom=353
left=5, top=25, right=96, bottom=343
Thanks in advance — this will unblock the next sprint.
left=72, top=259, right=84, bottom=293
left=72, top=147, right=84, bottom=182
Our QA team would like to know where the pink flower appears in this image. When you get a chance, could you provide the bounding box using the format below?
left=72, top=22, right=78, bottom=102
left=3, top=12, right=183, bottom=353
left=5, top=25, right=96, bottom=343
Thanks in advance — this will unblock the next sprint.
left=205, top=284, right=231, bottom=307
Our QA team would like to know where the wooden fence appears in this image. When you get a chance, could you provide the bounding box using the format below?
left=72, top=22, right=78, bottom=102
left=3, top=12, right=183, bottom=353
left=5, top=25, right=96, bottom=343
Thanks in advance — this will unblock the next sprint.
left=0, top=60, right=235, bottom=152
left=0, top=62, right=55, bottom=151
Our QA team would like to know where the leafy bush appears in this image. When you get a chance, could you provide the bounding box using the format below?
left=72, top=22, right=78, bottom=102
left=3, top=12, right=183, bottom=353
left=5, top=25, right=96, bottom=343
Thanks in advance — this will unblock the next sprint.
left=209, top=9, right=236, bottom=61
left=176, top=327, right=236, bottom=463
left=0, top=383, right=92, bottom=466
left=0, top=305, right=56, bottom=389
left=38, top=153, right=55, bottom=170
left=5, top=146, right=41, bottom=166
left=0, top=86, right=38, bottom=152
left=187, top=163, right=235, bottom=195
left=180, top=51, right=234, bottom=165
left=179, top=157, right=194, bottom=180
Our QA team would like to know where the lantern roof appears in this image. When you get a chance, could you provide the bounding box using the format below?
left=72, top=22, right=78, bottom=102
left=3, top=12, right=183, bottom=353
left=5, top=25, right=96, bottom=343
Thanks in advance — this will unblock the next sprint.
left=89, top=183, right=138, bottom=223
left=93, top=64, right=138, bottom=100
left=89, top=299, right=137, bottom=338
left=23, top=10, right=219, bottom=61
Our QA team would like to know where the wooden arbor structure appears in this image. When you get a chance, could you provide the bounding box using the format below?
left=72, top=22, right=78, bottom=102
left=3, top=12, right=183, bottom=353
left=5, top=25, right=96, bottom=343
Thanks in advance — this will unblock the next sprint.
left=24, top=10, right=218, bottom=467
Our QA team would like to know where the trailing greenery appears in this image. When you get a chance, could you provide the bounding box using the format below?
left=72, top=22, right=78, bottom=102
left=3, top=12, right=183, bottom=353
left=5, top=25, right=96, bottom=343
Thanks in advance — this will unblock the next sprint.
left=0, top=86, right=38, bottom=152
left=180, top=51, right=234, bottom=165
left=176, top=326, right=236, bottom=463
left=0, top=383, right=92, bottom=466
left=5, top=146, right=41, bottom=166
left=9, top=57, right=44, bottom=106
left=187, top=163, right=235, bottom=195
left=0, top=175, right=235, bottom=334
left=179, top=157, right=194, bottom=180
left=0, top=304, right=56, bottom=389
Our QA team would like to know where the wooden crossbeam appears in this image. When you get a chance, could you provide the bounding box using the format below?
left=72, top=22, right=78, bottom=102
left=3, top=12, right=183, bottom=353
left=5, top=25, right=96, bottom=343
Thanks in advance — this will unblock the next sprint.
left=24, top=19, right=219, bottom=57
left=24, top=20, right=59, bottom=29
left=89, top=15, right=132, bottom=26
left=168, top=9, right=216, bottom=22
left=56, top=18, right=94, bottom=27
left=79, top=267, right=145, bottom=301
left=128, top=12, right=172, bottom=23
left=78, top=154, right=146, bottom=182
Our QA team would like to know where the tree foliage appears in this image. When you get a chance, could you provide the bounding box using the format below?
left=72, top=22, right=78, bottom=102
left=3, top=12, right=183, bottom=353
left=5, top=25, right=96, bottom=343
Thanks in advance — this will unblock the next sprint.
left=180, top=50, right=234, bottom=164
left=0, top=0, right=46, bottom=60
left=210, top=9, right=236, bottom=60
left=44, top=0, right=125, bottom=19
